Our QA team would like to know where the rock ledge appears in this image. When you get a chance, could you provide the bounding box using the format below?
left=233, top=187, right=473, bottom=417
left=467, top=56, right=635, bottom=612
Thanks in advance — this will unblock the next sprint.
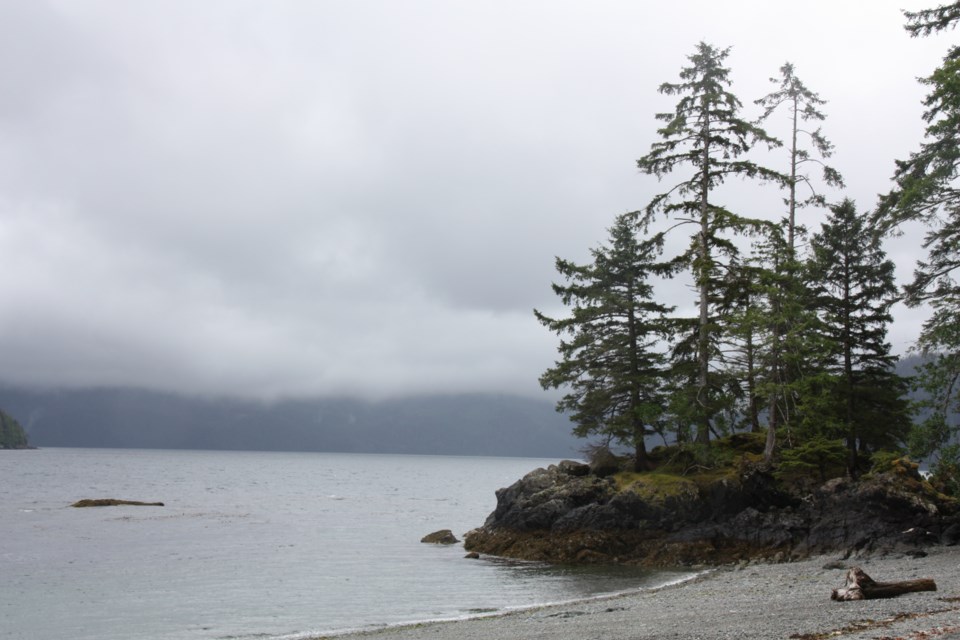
left=72, top=499, right=165, bottom=507
left=463, top=460, right=959, bottom=567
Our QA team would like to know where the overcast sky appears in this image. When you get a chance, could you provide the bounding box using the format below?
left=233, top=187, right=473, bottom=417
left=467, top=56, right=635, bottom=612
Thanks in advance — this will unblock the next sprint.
left=0, top=1, right=951, bottom=401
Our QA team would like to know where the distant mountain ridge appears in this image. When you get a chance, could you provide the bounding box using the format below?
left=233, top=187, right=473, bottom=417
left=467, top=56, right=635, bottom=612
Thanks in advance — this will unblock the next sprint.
left=0, top=387, right=581, bottom=458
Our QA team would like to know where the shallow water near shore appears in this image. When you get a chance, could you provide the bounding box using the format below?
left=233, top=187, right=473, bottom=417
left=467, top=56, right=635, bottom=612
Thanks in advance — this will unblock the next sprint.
left=1, top=448, right=692, bottom=640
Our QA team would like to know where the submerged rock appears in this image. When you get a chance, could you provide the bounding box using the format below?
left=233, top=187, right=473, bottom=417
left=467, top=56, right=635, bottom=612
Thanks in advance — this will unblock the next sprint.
left=463, top=463, right=959, bottom=567
left=421, top=529, right=459, bottom=544
left=71, top=499, right=164, bottom=507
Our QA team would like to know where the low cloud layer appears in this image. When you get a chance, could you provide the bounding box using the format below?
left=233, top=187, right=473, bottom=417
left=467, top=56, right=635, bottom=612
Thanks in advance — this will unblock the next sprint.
left=0, top=1, right=947, bottom=399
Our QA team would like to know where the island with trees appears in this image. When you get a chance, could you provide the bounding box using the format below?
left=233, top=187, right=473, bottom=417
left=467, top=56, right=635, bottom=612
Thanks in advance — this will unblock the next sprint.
left=0, top=409, right=30, bottom=449
left=466, top=4, right=960, bottom=566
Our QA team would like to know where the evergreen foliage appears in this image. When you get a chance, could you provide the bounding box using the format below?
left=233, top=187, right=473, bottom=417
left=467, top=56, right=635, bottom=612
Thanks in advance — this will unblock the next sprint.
left=636, top=42, right=785, bottom=445
left=909, top=350, right=960, bottom=480
left=0, top=409, right=29, bottom=449
left=754, top=63, right=845, bottom=459
left=535, top=214, right=678, bottom=470
left=537, top=36, right=928, bottom=489
left=777, top=436, right=847, bottom=483
left=806, top=199, right=911, bottom=475
left=873, top=2, right=960, bottom=484
left=756, top=62, right=845, bottom=253
left=904, top=2, right=960, bottom=39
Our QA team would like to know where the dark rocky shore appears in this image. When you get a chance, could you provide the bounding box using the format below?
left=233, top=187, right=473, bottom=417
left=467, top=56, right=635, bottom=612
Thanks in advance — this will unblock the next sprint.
left=464, top=458, right=960, bottom=567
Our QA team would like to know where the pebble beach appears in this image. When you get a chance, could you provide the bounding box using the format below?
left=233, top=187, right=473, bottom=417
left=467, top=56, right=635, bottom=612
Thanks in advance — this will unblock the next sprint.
left=329, top=546, right=960, bottom=640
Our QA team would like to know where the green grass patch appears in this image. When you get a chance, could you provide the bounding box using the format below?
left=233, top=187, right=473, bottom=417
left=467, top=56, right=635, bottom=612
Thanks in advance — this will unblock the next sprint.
left=613, top=472, right=700, bottom=502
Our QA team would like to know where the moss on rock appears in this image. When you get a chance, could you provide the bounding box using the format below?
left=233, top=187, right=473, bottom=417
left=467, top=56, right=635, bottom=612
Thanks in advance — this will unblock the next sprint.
left=614, top=472, right=700, bottom=505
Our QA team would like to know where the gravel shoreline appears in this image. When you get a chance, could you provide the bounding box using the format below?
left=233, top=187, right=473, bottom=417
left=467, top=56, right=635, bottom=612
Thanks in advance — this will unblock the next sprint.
left=324, top=546, right=960, bottom=640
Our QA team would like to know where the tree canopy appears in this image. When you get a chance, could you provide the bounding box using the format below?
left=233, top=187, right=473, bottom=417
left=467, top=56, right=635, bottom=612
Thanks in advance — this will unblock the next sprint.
left=636, top=42, right=784, bottom=444
left=0, top=410, right=29, bottom=449
left=536, top=215, right=677, bottom=470
left=805, top=199, right=911, bottom=475
left=872, top=0, right=960, bottom=488
left=538, top=20, right=959, bottom=492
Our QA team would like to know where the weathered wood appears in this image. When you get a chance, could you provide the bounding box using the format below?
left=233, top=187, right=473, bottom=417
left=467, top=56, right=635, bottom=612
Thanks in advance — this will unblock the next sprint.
left=831, top=567, right=937, bottom=601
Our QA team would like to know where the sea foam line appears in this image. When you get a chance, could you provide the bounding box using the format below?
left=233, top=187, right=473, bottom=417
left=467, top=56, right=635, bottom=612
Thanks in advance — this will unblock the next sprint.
left=282, top=568, right=713, bottom=640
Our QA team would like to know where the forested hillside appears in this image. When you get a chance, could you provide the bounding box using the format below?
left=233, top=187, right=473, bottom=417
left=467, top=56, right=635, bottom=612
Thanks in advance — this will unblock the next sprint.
left=0, top=409, right=29, bottom=449
left=0, top=387, right=579, bottom=458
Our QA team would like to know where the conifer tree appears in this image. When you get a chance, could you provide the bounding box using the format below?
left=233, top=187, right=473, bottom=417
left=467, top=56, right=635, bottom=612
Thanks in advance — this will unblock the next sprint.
left=874, top=2, right=960, bottom=484
left=806, top=199, right=910, bottom=476
left=636, top=42, right=785, bottom=444
left=876, top=16, right=960, bottom=319
left=755, top=62, right=844, bottom=459
left=715, top=253, right=774, bottom=435
left=756, top=62, right=844, bottom=254
left=535, top=214, right=678, bottom=470
left=910, top=350, right=960, bottom=495
left=713, top=225, right=825, bottom=448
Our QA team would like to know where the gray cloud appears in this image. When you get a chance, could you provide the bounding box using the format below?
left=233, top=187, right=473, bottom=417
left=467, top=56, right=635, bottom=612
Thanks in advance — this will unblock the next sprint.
left=0, top=0, right=948, bottom=399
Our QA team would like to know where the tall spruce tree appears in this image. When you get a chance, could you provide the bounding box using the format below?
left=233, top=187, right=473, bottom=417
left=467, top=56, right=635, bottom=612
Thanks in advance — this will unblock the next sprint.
left=636, top=42, right=785, bottom=444
left=873, top=2, right=960, bottom=484
left=756, top=62, right=844, bottom=254
left=807, top=199, right=910, bottom=476
left=716, top=225, right=826, bottom=447
left=535, top=214, right=677, bottom=470
left=715, top=249, right=780, bottom=436
left=758, top=230, right=830, bottom=452
left=755, top=62, right=844, bottom=460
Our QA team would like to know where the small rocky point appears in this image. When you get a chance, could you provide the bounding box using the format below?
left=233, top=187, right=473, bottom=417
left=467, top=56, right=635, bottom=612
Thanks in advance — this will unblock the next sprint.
left=463, top=457, right=959, bottom=567
left=72, top=499, right=165, bottom=507
left=421, top=529, right=459, bottom=544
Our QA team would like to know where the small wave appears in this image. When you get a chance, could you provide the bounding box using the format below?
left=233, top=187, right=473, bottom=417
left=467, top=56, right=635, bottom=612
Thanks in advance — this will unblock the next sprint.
left=284, top=569, right=710, bottom=640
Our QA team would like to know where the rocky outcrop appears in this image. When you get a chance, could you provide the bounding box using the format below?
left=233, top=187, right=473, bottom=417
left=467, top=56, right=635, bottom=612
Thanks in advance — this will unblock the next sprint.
left=421, top=529, right=459, bottom=544
left=71, top=499, right=164, bottom=507
left=463, top=461, right=959, bottom=567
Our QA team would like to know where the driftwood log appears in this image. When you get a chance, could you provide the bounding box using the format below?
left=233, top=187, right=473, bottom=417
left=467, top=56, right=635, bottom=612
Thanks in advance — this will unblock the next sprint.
left=831, top=567, right=937, bottom=601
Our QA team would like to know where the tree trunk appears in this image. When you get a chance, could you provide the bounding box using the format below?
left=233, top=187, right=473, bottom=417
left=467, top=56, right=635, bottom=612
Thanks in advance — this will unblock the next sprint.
left=763, top=324, right=779, bottom=461
left=788, top=96, right=798, bottom=256
left=633, top=432, right=650, bottom=472
left=745, top=327, right=761, bottom=433
left=626, top=282, right=651, bottom=473
left=843, top=265, right=858, bottom=479
left=831, top=567, right=937, bottom=601
left=695, top=111, right=712, bottom=445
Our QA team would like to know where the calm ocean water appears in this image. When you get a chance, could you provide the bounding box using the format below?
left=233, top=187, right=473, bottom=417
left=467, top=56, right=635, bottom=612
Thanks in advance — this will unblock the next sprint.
left=1, top=448, right=692, bottom=640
